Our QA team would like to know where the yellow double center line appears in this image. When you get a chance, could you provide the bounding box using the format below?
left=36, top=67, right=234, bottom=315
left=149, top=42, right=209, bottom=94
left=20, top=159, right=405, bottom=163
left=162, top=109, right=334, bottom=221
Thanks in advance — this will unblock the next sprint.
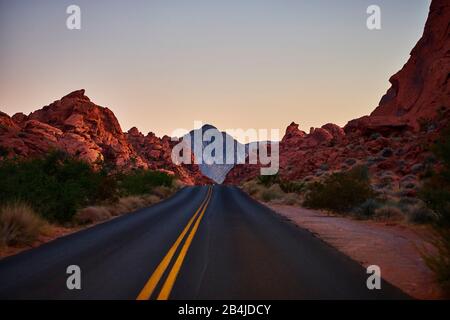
left=136, top=186, right=213, bottom=300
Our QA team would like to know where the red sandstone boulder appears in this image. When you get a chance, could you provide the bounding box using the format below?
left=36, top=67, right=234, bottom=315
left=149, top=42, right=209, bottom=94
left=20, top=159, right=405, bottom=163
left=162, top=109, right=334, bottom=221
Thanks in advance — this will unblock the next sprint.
left=321, top=123, right=345, bottom=142
left=11, top=112, right=28, bottom=126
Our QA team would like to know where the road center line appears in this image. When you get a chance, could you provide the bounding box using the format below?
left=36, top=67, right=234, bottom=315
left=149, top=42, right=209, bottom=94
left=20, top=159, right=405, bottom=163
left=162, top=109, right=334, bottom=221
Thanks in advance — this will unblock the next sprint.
left=136, top=186, right=212, bottom=300
left=157, top=186, right=213, bottom=300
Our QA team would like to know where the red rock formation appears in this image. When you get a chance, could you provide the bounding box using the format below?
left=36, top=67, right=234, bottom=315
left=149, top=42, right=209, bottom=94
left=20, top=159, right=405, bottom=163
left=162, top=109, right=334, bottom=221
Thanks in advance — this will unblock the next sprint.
left=2, top=1, right=448, bottom=189
left=0, top=90, right=208, bottom=184
left=125, top=127, right=212, bottom=185
left=347, top=0, right=450, bottom=133
left=226, top=0, right=449, bottom=188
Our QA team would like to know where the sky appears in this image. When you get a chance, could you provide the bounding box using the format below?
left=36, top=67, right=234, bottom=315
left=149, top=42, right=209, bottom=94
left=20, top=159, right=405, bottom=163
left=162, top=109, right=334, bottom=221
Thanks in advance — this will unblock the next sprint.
left=0, top=0, right=431, bottom=141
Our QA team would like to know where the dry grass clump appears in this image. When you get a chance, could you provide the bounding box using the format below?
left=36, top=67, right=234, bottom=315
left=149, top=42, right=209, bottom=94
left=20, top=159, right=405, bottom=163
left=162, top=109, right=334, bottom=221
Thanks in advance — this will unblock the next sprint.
left=270, top=193, right=301, bottom=206
left=0, top=202, right=44, bottom=246
left=74, top=206, right=112, bottom=224
left=74, top=194, right=163, bottom=224
left=241, top=179, right=302, bottom=205
left=261, top=184, right=284, bottom=202
left=241, top=180, right=263, bottom=197
left=151, top=186, right=172, bottom=198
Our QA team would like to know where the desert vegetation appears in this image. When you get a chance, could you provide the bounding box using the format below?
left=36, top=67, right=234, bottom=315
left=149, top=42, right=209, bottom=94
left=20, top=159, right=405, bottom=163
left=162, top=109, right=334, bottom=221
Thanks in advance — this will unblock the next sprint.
left=303, top=166, right=374, bottom=213
left=418, top=128, right=450, bottom=294
left=241, top=174, right=304, bottom=206
left=242, top=164, right=437, bottom=225
left=0, top=151, right=181, bottom=250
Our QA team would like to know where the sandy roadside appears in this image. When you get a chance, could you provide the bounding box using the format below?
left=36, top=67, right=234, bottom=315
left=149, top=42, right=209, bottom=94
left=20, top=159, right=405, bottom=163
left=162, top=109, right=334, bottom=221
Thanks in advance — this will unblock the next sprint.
left=268, top=204, right=443, bottom=300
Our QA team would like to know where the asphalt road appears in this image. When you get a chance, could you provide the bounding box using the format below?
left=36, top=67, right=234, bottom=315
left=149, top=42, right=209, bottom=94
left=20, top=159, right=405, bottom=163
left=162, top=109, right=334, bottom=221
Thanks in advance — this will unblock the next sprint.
left=0, top=185, right=409, bottom=299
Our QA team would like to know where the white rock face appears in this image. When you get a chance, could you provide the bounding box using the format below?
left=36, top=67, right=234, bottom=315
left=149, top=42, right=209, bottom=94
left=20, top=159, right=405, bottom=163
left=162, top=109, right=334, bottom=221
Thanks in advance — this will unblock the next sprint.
left=186, top=125, right=247, bottom=184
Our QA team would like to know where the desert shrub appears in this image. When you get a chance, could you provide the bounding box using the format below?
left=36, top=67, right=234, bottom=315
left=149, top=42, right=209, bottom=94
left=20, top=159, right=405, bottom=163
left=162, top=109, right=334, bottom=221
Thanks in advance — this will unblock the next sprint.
left=172, top=179, right=185, bottom=190
left=76, top=193, right=164, bottom=224
left=353, top=199, right=382, bottom=219
left=303, top=165, right=374, bottom=213
left=151, top=186, right=172, bottom=198
left=400, top=175, right=418, bottom=190
left=115, top=196, right=146, bottom=213
left=75, top=206, right=112, bottom=224
left=406, top=204, right=438, bottom=224
left=0, top=151, right=118, bottom=222
left=241, top=179, right=262, bottom=196
left=260, top=184, right=284, bottom=202
left=422, top=227, right=450, bottom=294
left=118, top=169, right=173, bottom=196
left=420, top=128, right=450, bottom=225
left=257, top=174, right=279, bottom=187
left=279, top=180, right=305, bottom=194
left=419, top=128, right=450, bottom=294
left=141, top=194, right=162, bottom=206
left=398, top=196, right=419, bottom=207
left=0, top=202, right=44, bottom=246
left=280, top=193, right=301, bottom=206
left=374, top=205, right=403, bottom=221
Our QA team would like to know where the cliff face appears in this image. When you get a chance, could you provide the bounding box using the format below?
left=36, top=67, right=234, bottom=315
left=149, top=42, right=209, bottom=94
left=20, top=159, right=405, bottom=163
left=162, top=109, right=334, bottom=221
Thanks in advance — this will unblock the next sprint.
left=347, top=0, right=450, bottom=133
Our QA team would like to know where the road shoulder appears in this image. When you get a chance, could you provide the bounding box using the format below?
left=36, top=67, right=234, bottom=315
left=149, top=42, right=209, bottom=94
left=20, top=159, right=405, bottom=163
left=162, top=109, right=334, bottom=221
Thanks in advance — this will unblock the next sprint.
left=267, top=204, right=443, bottom=300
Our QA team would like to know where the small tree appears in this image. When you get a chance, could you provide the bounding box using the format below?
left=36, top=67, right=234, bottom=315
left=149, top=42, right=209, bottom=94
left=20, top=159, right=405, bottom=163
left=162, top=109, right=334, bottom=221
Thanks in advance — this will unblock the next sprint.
left=304, top=165, right=374, bottom=213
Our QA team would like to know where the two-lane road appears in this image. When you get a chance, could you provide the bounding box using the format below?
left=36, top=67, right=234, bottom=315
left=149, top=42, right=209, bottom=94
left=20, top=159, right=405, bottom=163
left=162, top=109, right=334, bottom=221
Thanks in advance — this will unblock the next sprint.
left=0, top=186, right=409, bottom=299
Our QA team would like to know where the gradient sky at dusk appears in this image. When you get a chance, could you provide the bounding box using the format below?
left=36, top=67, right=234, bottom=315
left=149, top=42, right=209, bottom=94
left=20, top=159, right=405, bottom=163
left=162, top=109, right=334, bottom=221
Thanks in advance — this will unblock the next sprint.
left=0, top=0, right=431, bottom=141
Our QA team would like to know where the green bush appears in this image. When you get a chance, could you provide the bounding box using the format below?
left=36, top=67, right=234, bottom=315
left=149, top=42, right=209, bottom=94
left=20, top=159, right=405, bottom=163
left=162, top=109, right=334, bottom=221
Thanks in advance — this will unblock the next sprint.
left=279, top=180, right=306, bottom=194
left=353, top=199, right=382, bottom=219
left=419, top=127, right=450, bottom=295
left=303, top=165, right=374, bottom=213
left=118, top=169, right=174, bottom=196
left=406, top=204, right=438, bottom=224
left=420, top=128, right=450, bottom=225
left=257, top=174, right=279, bottom=187
left=0, top=151, right=117, bottom=222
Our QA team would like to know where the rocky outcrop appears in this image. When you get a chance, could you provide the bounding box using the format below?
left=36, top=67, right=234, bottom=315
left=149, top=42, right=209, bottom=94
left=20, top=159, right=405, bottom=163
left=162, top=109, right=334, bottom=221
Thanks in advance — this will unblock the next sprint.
left=227, top=0, right=449, bottom=188
left=125, top=127, right=212, bottom=185
left=0, top=90, right=210, bottom=185
left=25, top=89, right=147, bottom=167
